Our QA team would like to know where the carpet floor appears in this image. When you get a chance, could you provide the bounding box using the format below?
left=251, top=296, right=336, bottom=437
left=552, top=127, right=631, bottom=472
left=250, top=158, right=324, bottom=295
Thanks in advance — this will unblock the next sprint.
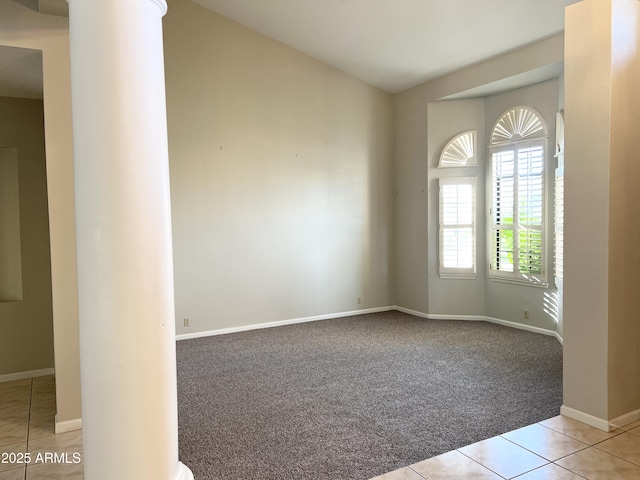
left=176, top=311, right=563, bottom=480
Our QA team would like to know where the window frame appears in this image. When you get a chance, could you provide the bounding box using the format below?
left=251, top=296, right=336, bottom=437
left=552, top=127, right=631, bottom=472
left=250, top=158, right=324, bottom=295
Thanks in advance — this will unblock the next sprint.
left=488, top=138, right=549, bottom=288
left=438, top=176, right=477, bottom=279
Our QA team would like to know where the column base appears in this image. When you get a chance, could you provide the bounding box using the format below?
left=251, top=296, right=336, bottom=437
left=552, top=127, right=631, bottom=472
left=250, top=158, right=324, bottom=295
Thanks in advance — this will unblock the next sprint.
left=175, top=462, right=194, bottom=480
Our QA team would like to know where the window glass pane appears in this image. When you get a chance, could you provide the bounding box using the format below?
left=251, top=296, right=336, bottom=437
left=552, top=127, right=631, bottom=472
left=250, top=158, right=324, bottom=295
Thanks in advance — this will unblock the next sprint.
left=518, top=228, right=543, bottom=274
left=494, top=228, right=514, bottom=272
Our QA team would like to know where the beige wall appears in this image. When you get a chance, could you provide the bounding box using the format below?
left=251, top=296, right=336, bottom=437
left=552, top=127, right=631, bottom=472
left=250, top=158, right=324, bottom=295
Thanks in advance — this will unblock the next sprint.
left=5, top=0, right=635, bottom=433
left=163, top=0, right=395, bottom=334
left=421, top=81, right=561, bottom=328
left=394, top=37, right=564, bottom=329
left=0, top=96, right=54, bottom=376
left=426, top=99, right=486, bottom=316
left=0, top=2, right=81, bottom=425
left=484, top=80, right=561, bottom=331
left=564, top=0, right=640, bottom=424
left=607, top=0, right=640, bottom=421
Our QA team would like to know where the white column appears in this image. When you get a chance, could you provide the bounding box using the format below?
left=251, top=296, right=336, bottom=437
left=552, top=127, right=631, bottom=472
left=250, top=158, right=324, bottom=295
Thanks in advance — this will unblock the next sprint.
left=67, top=1, right=193, bottom=479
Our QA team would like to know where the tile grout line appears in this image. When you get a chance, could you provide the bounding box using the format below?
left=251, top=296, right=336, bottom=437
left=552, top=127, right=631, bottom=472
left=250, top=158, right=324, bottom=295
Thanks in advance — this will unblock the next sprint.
left=547, top=462, right=590, bottom=480
left=406, top=465, right=426, bottom=479
left=590, top=440, right=640, bottom=468
left=455, top=448, right=512, bottom=479
left=499, top=428, right=590, bottom=464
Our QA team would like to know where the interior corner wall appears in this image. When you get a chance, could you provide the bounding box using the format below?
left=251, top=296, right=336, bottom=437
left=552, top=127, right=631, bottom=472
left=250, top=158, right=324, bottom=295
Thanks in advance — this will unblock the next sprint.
left=0, top=97, right=54, bottom=376
left=426, top=99, right=486, bottom=316
left=163, top=0, right=395, bottom=334
left=393, top=89, right=430, bottom=314
left=0, top=2, right=81, bottom=425
left=483, top=79, right=561, bottom=332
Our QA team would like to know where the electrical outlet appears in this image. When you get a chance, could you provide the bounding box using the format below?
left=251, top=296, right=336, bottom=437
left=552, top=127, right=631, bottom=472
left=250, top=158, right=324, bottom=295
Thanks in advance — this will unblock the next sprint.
left=183, top=318, right=190, bottom=327
left=523, top=310, right=529, bottom=320
left=357, top=297, right=362, bottom=305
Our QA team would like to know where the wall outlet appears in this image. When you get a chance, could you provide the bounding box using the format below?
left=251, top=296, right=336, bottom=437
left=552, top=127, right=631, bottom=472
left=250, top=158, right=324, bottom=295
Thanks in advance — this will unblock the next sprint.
left=183, top=318, right=190, bottom=327
left=357, top=297, right=362, bottom=305
left=523, top=310, right=529, bottom=320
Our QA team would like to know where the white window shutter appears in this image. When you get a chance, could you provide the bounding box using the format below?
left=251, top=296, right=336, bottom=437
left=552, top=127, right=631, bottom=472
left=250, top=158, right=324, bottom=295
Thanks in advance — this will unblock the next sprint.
left=490, top=142, right=546, bottom=284
left=554, top=164, right=564, bottom=283
left=439, top=177, right=476, bottom=278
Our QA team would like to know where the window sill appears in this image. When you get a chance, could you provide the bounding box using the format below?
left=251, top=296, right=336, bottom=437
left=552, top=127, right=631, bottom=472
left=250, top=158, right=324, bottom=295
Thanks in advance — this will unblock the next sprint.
left=489, top=275, right=548, bottom=289
left=439, top=273, right=477, bottom=280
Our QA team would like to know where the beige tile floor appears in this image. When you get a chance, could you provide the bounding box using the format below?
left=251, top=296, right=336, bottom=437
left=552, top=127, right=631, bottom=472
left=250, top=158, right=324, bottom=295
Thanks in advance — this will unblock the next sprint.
left=372, top=416, right=640, bottom=480
left=2, top=376, right=639, bottom=480
left=0, top=376, right=83, bottom=480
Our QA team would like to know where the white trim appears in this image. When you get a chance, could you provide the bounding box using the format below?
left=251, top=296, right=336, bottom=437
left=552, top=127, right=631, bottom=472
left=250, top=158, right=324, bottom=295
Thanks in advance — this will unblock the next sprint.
left=393, top=306, right=429, bottom=319
left=439, top=273, right=477, bottom=280
left=148, top=0, right=168, bottom=16
left=55, top=415, right=83, bottom=434
left=174, top=462, right=195, bottom=480
left=489, top=276, right=549, bottom=289
left=560, top=405, right=611, bottom=432
left=0, top=368, right=54, bottom=384
left=483, top=316, right=558, bottom=338
left=176, top=306, right=394, bottom=341
left=176, top=306, right=562, bottom=345
left=610, top=409, right=640, bottom=430
left=392, top=307, right=561, bottom=342
left=428, top=313, right=487, bottom=322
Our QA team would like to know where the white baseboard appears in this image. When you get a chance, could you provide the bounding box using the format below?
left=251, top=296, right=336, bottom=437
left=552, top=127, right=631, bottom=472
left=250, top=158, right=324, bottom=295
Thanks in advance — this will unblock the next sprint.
left=429, top=313, right=488, bottom=322
left=0, top=368, right=54, bottom=384
left=176, top=306, right=394, bottom=341
left=393, top=306, right=561, bottom=342
left=483, top=316, right=560, bottom=339
left=55, top=415, right=82, bottom=434
left=176, top=305, right=562, bottom=345
left=393, top=306, right=430, bottom=319
left=610, top=409, right=640, bottom=430
left=560, top=405, right=611, bottom=432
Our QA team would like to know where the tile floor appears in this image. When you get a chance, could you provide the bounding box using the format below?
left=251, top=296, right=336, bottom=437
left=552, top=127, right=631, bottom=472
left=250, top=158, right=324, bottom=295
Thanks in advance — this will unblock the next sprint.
left=2, top=376, right=639, bottom=480
left=372, top=416, right=640, bottom=480
left=0, top=376, right=83, bottom=480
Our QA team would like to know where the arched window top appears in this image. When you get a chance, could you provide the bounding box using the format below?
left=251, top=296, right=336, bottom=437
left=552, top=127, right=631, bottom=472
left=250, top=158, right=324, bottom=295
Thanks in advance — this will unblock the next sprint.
left=439, top=130, right=476, bottom=168
left=490, top=106, right=546, bottom=146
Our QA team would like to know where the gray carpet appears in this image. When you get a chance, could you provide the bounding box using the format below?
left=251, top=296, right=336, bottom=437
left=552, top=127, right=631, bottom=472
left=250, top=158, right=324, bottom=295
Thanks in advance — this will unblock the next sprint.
left=176, top=311, right=563, bottom=480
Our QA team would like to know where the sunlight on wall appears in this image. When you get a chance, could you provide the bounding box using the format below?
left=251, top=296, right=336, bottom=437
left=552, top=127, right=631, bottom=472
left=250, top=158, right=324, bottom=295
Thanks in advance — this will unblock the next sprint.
left=543, top=291, right=560, bottom=323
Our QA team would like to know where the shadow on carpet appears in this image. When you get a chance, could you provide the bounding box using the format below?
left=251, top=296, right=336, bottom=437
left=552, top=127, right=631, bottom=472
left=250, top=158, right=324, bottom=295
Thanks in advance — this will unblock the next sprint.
left=177, top=311, right=562, bottom=480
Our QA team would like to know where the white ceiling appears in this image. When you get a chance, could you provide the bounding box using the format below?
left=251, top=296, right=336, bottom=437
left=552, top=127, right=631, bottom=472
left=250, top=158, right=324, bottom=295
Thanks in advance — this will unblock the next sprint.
left=194, top=0, right=579, bottom=93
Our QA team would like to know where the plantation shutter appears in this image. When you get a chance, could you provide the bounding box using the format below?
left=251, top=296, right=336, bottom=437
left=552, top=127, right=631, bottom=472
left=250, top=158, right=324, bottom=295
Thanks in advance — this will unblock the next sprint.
left=554, top=164, right=564, bottom=283
left=490, top=141, right=545, bottom=281
left=491, top=150, right=515, bottom=273
left=439, top=177, right=476, bottom=278
left=517, top=145, right=544, bottom=275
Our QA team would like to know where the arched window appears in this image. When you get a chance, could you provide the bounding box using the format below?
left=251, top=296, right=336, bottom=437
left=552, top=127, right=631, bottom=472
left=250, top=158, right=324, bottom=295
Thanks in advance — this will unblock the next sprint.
left=489, top=107, right=547, bottom=285
left=439, top=130, right=477, bottom=167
